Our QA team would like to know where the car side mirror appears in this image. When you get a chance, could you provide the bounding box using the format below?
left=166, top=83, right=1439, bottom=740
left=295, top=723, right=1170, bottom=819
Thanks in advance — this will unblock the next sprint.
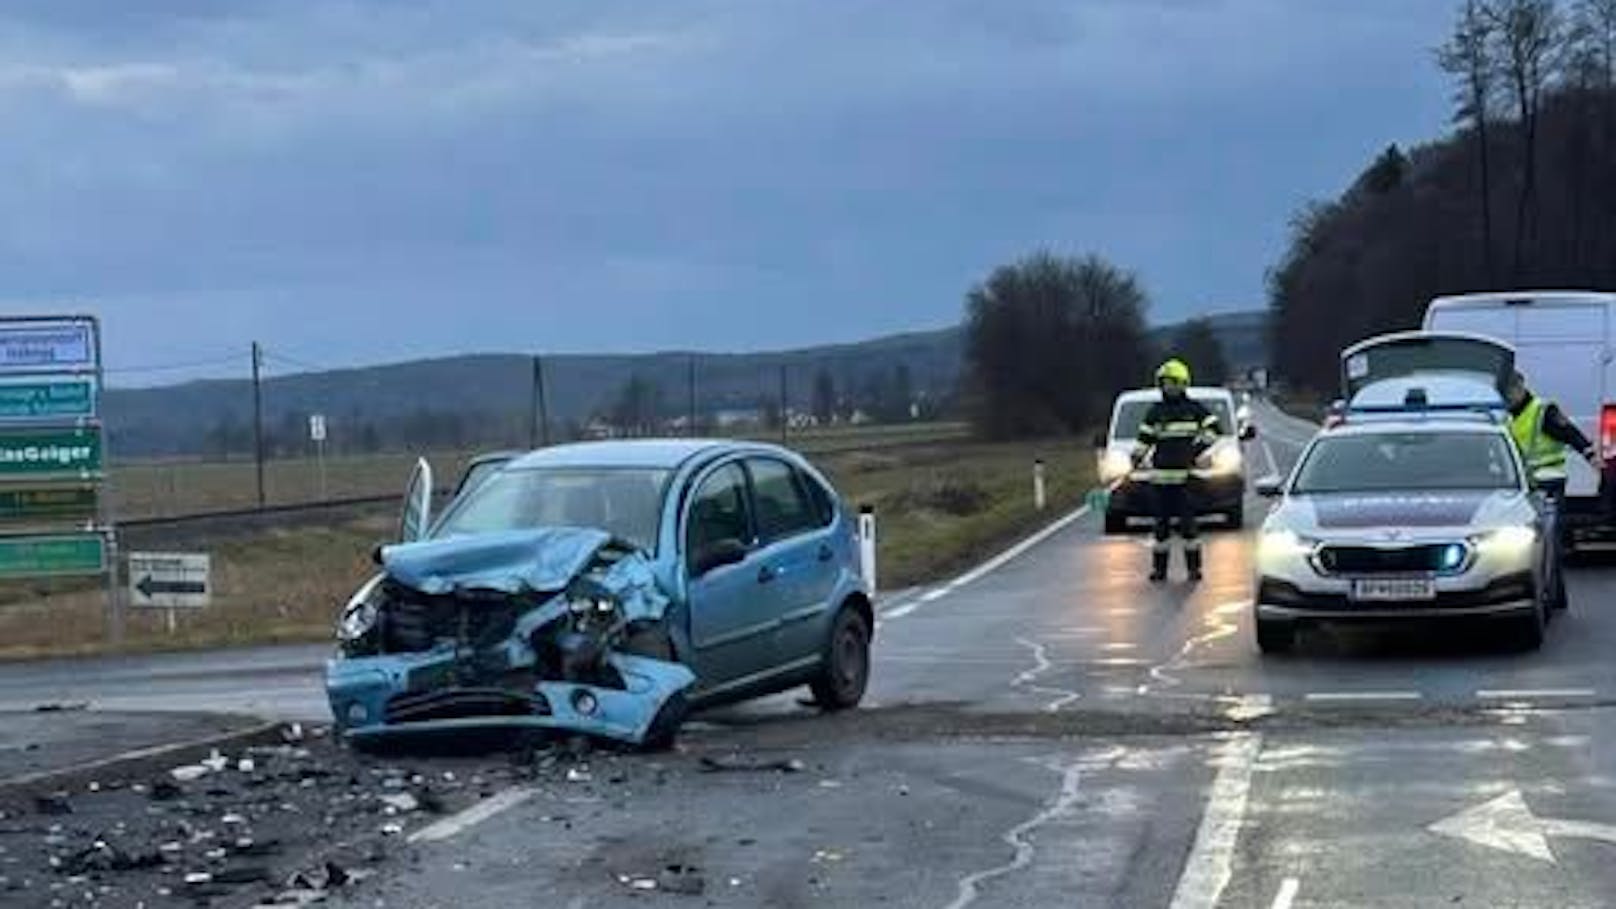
left=1255, top=476, right=1284, bottom=498
left=1239, top=423, right=1257, bottom=442
left=692, top=538, right=748, bottom=576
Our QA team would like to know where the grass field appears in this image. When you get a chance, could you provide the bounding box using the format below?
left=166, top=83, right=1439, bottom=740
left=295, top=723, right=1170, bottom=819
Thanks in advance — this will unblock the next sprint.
left=0, top=432, right=1092, bottom=659
left=106, top=422, right=972, bottom=519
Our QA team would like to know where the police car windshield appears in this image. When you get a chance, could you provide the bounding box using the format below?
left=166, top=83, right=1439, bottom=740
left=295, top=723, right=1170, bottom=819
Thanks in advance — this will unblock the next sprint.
left=1293, top=431, right=1520, bottom=494
left=1112, top=397, right=1234, bottom=441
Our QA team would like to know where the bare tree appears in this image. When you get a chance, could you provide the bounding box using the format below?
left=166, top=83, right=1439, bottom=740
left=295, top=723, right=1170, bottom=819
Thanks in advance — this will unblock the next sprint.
left=1484, top=0, right=1565, bottom=280
left=1438, top=0, right=1502, bottom=283
left=1577, top=0, right=1616, bottom=84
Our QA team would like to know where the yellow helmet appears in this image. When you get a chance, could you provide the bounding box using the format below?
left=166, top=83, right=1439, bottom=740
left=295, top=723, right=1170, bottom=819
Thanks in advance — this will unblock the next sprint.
left=1156, top=358, right=1191, bottom=385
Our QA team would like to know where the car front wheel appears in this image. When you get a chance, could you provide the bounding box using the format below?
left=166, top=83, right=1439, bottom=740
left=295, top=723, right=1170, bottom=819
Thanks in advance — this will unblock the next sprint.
left=1255, top=617, right=1295, bottom=654
left=810, top=607, right=871, bottom=711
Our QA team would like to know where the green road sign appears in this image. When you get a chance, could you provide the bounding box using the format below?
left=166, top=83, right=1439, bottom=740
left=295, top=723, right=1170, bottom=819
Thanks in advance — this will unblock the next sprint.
left=0, top=427, right=103, bottom=478
left=0, top=486, right=98, bottom=522
left=0, top=380, right=94, bottom=421
left=0, top=534, right=106, bottom=578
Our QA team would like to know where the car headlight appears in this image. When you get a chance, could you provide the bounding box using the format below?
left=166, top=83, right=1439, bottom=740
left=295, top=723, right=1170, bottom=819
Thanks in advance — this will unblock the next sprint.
left=1209, top=444, right=1243, bottom=475
left=1099, top=450, right=1133, bottom=482
left=1258, top=529, right=1316, bottom=559
left=1474, top=525, right=1537, bottom=558
left=338, top=575, right=385, bottom=643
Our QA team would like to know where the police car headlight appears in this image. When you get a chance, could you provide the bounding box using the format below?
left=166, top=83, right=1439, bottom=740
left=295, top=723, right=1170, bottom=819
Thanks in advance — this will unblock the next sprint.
left=1099, top=451, right=1133, bottom=482
left=1474, top=526, right=1537, bottom=558
left=1258, top=529, right=1316, bottom=560
left=338, top=575, right=385, bottom=643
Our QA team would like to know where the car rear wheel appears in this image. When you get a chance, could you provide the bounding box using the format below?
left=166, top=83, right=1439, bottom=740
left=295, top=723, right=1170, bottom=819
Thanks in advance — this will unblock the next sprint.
left=1255, top=618, right=1295, bottom=654
left=1104, top=511, right=1129, bottom=535
left=810, top=607, right=871, bottom=711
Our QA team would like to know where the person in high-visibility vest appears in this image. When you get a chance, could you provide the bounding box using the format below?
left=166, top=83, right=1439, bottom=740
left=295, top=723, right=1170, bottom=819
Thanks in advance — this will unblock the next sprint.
left=1133, top=359, right=1222, bottom=582
left=1504, top=370, right=1600, bottom=500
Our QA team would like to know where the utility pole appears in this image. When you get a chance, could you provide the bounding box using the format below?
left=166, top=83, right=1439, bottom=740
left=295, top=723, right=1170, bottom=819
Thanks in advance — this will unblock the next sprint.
left=687, top=355, right=698, bottom=438
left=778, top=364, right=788, bottom=445
left=533, top=355, right=551, bottom=447
left=251, top=341, right=266, bottom=508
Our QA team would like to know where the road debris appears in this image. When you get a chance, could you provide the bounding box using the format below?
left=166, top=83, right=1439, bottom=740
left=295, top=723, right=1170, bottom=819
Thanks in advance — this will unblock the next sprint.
left=698, top=755, right=807, bottom=774
left=32, top=701, right=89, bottom=713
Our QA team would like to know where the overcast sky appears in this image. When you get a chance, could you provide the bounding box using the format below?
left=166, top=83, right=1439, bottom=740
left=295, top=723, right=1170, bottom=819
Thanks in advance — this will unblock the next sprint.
left=0, top=0, right=1454, bottom=384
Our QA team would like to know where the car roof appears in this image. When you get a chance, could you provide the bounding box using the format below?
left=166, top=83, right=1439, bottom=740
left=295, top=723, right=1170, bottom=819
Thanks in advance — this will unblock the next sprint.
left=1318, top=419, right=1505, bottom=438
left=1115, top=386, right=1233, bottom=404
left=506, top=438, right=788, bottom=471
left=1429, top=290, right=1616, bottom=308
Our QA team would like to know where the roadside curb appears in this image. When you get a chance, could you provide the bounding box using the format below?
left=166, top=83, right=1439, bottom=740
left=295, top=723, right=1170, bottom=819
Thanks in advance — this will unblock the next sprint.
left=0, top=719, right=291, bottom=811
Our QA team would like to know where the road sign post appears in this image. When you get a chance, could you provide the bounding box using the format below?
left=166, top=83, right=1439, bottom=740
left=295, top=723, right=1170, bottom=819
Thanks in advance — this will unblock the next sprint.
left=0, top=316, right=117, bottom=642
left=310, top=414, right=328, bottom=501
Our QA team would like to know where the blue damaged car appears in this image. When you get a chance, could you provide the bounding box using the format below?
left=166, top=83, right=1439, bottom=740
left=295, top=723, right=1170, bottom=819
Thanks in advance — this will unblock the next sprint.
left=326, top=440, right=874, bottom=749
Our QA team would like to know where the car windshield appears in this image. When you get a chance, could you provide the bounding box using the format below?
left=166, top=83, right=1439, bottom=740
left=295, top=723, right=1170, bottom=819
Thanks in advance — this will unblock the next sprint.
left=433, top=467, right=670, bottom=551
left=1292, top=431, right=1520, bottom=494
left=1111, top=397, right=1234, bottom=441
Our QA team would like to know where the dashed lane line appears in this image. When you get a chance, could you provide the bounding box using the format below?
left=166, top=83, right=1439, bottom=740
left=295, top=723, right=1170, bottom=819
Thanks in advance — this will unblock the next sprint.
left=407, top=786, right=538, bottom=844
left=1168, top=733, right=1263, bottom=909
left=1303, top=691, right=1422, bottom=703
left=1476, top=688, right=1598, bottom=700
left=1271, top=877, right=1301, bottom=909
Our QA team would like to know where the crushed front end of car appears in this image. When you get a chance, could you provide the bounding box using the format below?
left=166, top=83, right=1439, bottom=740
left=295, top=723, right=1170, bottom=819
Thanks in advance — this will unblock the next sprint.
left=325, top=527, right=695, bottom=749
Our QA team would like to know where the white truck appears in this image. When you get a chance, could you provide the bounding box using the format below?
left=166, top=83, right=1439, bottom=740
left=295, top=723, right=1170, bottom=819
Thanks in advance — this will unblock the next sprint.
left=1424, top=290, right=1616, bottom=546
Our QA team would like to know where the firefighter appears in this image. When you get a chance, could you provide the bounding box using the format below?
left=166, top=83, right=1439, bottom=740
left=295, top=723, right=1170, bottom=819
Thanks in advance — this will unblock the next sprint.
left=1134, top=359, right=1222, bottom=582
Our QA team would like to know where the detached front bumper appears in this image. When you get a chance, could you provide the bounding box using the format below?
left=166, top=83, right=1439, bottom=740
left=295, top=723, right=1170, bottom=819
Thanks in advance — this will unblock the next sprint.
left=327, top=649, right=696, bottom=747
left=1254, top=572, right=1537, bottom=621
left=1108, top=473, right=1246, bottom=516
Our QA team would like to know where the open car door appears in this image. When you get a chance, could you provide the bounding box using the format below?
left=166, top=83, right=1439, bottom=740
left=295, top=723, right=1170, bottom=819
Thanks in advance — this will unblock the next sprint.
left=399, top=457, right=434, bottom=543
left=1341, top=331, right=1516, bottom=401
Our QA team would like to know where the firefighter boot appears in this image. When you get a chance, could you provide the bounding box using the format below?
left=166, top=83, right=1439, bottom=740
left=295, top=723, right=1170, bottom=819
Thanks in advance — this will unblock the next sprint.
left=1185, top=543, right=1203, bottom=582
left=1150, top=546, right=1170, bottom=583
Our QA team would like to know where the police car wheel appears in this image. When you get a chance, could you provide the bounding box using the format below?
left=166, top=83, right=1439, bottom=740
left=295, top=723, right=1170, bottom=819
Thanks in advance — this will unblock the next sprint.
left=1509, top=605, right=1547, bottom=652
left=1256, top=618, right=1296, bottom=654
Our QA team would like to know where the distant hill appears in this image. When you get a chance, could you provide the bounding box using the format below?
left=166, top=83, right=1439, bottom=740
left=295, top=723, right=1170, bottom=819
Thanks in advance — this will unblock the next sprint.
left=105, top=311, right=1266, bottom=457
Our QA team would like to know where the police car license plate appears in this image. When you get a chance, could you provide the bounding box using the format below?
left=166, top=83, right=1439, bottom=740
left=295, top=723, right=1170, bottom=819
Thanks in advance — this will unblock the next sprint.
left=1350, top=578, right=1436, bottom=602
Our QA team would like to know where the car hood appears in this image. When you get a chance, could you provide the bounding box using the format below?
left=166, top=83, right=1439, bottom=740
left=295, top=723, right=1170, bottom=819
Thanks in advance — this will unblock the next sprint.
left=1270, top=489, right=1533, bottom=540
left=380, top=527, right=621, bottom=597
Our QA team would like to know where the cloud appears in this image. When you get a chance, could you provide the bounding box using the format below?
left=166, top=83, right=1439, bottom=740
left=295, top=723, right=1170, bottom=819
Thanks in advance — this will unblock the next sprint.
left=0, top=0, right=1456, bottom=378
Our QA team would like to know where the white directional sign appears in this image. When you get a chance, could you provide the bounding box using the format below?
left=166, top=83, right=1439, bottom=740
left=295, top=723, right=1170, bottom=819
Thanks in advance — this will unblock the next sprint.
left=0, top=320, right=97, bottom=374
left=309, top=413, right=327, bottom=443
left=128, top=552, right=211, bottom=609
left=1429, top=789, right=1616, bottom=863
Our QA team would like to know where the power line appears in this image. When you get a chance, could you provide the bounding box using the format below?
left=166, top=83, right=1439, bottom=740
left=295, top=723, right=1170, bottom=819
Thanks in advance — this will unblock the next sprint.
left=104, top=352, right=247, bottom=376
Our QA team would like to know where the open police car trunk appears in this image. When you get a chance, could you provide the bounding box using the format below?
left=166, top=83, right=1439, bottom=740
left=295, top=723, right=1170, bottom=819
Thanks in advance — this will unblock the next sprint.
left=1337, top=331, right=1515, bottom=417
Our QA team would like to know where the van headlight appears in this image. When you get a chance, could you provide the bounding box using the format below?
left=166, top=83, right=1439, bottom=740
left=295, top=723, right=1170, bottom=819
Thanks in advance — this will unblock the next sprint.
left=1208, top=445, right=1243, bottom=475
left=1099, top=450, right=1133, bottom=482
left=338, top=575, right=385, bottom=643
left=1473, top=526, right=1537, bottom=558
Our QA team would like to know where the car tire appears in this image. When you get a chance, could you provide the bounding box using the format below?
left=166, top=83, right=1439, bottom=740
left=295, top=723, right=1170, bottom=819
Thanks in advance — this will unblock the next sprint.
left=1255, top=618, right=1296, bottom=654
left=1225, top=504, right=1245, bottom=530
left=809, top=607, right=871, bottom=711
left=638, top=691, right=689, bottom=753
left=1547, top=560, right=1569, bottom=612
left=1104, top=511, right=1129, bottom=535
left=1510, top=603, right=1547, bottom=652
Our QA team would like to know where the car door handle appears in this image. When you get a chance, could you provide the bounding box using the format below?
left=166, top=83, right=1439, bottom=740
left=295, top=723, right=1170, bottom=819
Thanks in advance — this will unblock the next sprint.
left=758, top=565, right=779, bottom=584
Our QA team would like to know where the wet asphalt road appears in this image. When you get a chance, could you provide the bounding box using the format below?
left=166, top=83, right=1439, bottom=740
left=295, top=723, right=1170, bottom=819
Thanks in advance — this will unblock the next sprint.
left=8, top=399, right=1616, bottom=907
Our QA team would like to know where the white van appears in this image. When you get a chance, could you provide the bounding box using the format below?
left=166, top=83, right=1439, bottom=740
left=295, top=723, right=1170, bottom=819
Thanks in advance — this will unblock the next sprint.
left=1424, top=291, right=1616, bottom=543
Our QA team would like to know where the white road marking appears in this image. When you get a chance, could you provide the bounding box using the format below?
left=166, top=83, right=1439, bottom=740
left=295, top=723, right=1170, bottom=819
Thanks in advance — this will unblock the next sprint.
left=1304, top=691, right=1422, bottom=702
left=881, top=602, right=920, bottom=620
left=407, top=787, right=538, bottom=844
left=1271, top=877, right=1300, bottom=909
left=1169, top=733, right=1263, bottom=909
left=943, top=759, right=1087, bottom=909
left=1476, top=688, right=1597, bottom=700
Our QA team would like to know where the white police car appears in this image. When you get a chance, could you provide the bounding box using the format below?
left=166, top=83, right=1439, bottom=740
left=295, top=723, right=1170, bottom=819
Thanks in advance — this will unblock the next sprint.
left=1253, top=332, right=1565, bottom=653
